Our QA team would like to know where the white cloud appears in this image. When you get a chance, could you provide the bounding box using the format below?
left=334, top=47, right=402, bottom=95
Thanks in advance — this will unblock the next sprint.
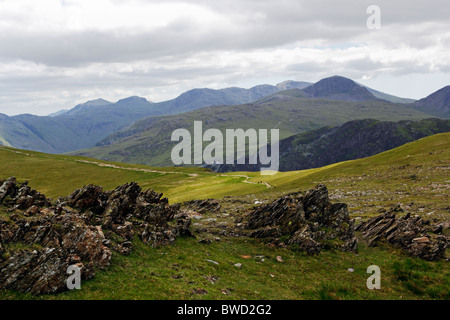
left=0, top=0, right=449, bottom=115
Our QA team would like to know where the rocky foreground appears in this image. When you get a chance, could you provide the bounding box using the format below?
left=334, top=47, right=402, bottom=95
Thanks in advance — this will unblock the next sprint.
left=0, top=177, right=190, bottom=294
left=239, top=184, right=358, bottom=254
left=0, top=178, right=448, bottom=295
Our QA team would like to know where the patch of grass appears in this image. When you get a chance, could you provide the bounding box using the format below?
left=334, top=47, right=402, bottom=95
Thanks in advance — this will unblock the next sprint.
left=2, top=235, right=447, bottom=300
left=392, top=259, right=450, bottom=299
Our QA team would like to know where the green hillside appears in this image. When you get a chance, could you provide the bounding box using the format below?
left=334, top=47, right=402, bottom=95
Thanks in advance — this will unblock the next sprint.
left=1, top=133, right=449, bottom=300
left=2, top=132, right=449, bottom=213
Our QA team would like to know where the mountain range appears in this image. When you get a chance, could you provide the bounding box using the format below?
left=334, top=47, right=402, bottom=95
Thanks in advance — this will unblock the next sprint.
left=71, top=77, right=438, bottom=167
left=0, top=76, right=448, bottom=159
left=0, top=81, right=312, bottom=153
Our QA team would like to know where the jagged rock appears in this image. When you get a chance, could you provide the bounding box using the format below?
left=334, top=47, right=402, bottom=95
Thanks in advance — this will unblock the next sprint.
left=245, top=192, right=306, bottom=235
left=112, top=241, right=133, bottom=256
left=0, top=178, right=191, bottom=295
left=432, top=220, right=450, bottom=234
left=140, top=225, right=177, bottom=247
left=11, top=184, right=50, bottom=210
left=0, top=247, right=70, bottom=295
left=24, top=205, right=40, bottom=217
left=243, top=184, right=357, bottom=254
left=175, top=214, right=194, bottom=238
left=356, top=210, right=447, bottom=261
left=0, top=177, right=18, bottom=204
left=66, top=181, right=186, bottom=249
left=0, top=178, right=49, bottom=211
left=288, top=225, right=322, bottom=255
left=67, top=184, right=106, bottom=214
left=182, top=199, right=221, bottom=214
left=0, top=210, right=110, bottom=295
left=248, top=226, right=281, bottom=238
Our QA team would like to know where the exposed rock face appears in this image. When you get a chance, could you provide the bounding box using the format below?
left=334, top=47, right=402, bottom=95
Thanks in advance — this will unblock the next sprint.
left=356, top=210, right=448, bottom=261
left=0, top=177, right=50, bottom=211
left=242, top=184, right=358, bottom=254
left=63, top=182, right=186, bottom=249
left=0, top=208, right=111, bottom=295
left=0, top=178, right=191, bottom=295
left=182, top=199, right=221, bottom=214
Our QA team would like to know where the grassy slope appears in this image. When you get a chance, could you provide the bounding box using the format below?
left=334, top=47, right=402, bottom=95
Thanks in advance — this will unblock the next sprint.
left=0, top=133, right=449, bottom=300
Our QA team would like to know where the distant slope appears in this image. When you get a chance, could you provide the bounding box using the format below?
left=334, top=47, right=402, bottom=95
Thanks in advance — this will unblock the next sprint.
left=71, top=89, right=432, bottom=167
left=211, top=118, right=450, bottom=172
left=0, top=113, right=89, bottom=153
left=363, top=86, right=415, bottom=104
left=411, top=86, right=450, bottom=118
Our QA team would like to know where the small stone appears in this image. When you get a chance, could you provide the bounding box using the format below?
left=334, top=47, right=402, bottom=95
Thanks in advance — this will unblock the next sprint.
left=412, top=237, right=430, bottom=244
left=234, top=263, right=242, bottom=268
left=192, top=288, right=208, bottom=295
left=347, top=268, right=354, bottom=273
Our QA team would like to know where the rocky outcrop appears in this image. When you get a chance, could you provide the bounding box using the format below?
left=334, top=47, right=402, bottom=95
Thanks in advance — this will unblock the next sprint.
left=242, top=184, right=358, bottom=254
left=0, top=208, right=111, bottom=295
left=0, top=177, right=50, bottom=211
left=356, top=209, right=448, bottom=261
left=62, top=182, right=187, bottom=249
left=182, top=199, right=221, bottom=214
left=0, top=178, right=192, bottom=295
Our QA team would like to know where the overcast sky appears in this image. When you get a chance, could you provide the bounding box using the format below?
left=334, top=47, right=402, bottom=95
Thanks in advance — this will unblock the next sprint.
left=0, top=0, right=449, bottom=116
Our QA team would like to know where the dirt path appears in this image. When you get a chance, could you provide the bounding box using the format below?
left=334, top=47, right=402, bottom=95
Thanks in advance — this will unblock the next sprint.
left=0, top=146, right=272, bottom=189
left=220, top=174, right=273, bottom=188
left=76, top=159, right=272, bottom=188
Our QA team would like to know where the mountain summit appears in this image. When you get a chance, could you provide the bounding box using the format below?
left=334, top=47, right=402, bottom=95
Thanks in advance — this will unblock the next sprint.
left=62, top=98, right=112, bottom=116
left=412, top=85, right=450, bottom=118
left=303, top=76, right=379, bottom=102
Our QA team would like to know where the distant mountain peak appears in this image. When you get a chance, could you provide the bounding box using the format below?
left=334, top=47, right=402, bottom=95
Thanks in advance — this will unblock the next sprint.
left=276, top=80, right=312, bottom=91
left=83, top=98, right=112, bottom=106
left=117, top=96, right=153, bottom=104
left=412, top=85, right=450, bottom=118
left=61, top=98, right=112, bottom=116
left=303, top=76, right=379, bottom=102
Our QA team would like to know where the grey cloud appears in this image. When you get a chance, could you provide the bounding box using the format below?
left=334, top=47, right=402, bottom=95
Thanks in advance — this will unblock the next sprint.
left=1, top=0, right=448, bottom=67
left=0, top=0, right=449, bottom=115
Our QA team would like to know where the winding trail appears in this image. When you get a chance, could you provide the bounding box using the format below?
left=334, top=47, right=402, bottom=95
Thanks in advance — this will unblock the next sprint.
left=0, top=146, right=272, bottom=189
left=75, top=159, right=273, bottom=188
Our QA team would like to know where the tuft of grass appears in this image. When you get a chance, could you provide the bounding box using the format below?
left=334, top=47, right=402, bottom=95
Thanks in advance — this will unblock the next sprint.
left=392, top=259, right=450, bottom=299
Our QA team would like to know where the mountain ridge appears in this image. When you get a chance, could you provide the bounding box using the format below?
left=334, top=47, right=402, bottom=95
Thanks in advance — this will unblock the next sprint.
left=73, top=92, right=433, bottom=167
left=209, top=118, right=450, bottom=172
left=0, top=76, right=447, bottom=155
